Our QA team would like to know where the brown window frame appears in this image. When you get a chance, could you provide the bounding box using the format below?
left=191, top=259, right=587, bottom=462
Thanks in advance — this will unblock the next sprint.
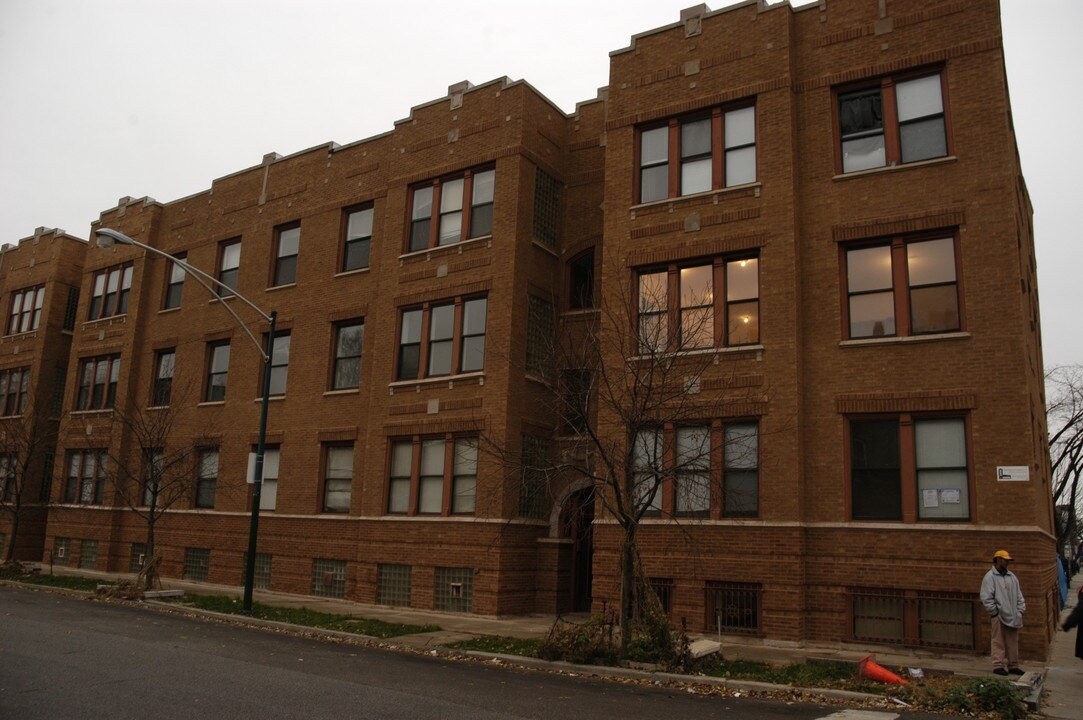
left=64, top=449, right=107, bottom=505
left=204, top=341, right=230, bottom=402
left=0, top=367, right=30, bottom=417
left=395, top=295, right=487, bottom=381
left=633, top=420, right=760, bottom=520
left=341, top=204, right=373, bottom=272
left=195, top=447, right=218, bottom=509
left=75, top=354, right=120, bottom=410
left=634, top=102, right=757, bottom=204
left=88, top=264, right=133, bottom=321
left=260, top=332, right=290, bottom=397
left=840, top=232, right=964, bottom=340
left=834, top=68, right=952, bottom=175
left=321, top=443, right=354, bottom=513
left=8, top=285, right=45, bottom=334
left=162, top=253, right=186, bottom=310
left=846, top=413, right=974, bottom=523
left=151, top=349, right=175, bottom=407
left=405, top=165, right=495, bottom=253
left=216, top=238, right=242, bottom=297
left=634, top=254, right=760, bottom=354
left=385, top=434, right=478, bottom=517
left=330, top=319, right=364, bottom=391
left=271, top=222, right=300, bottom=287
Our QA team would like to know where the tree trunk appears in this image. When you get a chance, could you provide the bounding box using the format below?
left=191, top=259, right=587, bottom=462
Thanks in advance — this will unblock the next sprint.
left=4, top=510, right=18, bottom=562
left=618, top=526, right=636, bottom=656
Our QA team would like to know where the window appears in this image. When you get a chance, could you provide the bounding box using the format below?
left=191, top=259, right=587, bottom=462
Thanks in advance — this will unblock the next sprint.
left=130, top=543, right=147, bottom=572
left=637, top=104, right=756, bottom=203
left=850, top=588, right=976, bottom=650
left=331, top=320, right=364, bottom=390
left=183, top=547, right=210, bottom=582
left=0, top=367, right=29, bottom=417
left=217, top=239, right=241, bottom=296
left=637, top=256, right=759, bottom=353
left=142, top=448, right=163, bottom=508
left=568, top=250, right=595, bottom=310
left=323, top=444, right=353, bottom=513
left=8, top=286, right=44, bottom=334
left=152, top=350, right=175, bottom=406
left=525, top=295, right=554, bottom=378
left=54, top=537, right=72, bottom=565
left=377, top=564, right=412, bottom=606
left=272, top=222, right=300, bottom=286
left=387, top=435, right=477, bottom=516
left=88, top=264, right=133, bottom=321
left=518, top=435, right=549, bottom=519
left=706, top=581, right=761, bottom=635
left=242, top=552, right=272, bottom=590
left=533, top=168, right=561, bottom=248
left=163, top=254, right=186, bottom=309
left=407, top=167, right=495, bottom=252
left=633, top=429, right=664, bottom=516
left=64, top=450, right=106, bottom=505
left=79, top=539, right=99, bottom=569
left=396, top=296, right=486, bottom=380
left=844, top=235, right=960, bottom=339
left=196, top=448, right=218, bottom=508
left=342, top=205, right=372, bottom=272
left=634, top=422, right=759, bottom=518
left=435, top=567, right=473, bottom=612
left=204, top=341, right=230, bottom=401
left=265, top=333, right=290, bottom=396
left=63, top=287, right=79, bottom=330
left=838, top=71, right=948, bottom=173
left=312, top=558, right=346, bottom=598
left=850, top=415, right=969, bottom=521
left=76, top=355, right=120, bottom=410
left=675, top=426, right=710, bottom=516
left=258, top=447, right=279, bottom=511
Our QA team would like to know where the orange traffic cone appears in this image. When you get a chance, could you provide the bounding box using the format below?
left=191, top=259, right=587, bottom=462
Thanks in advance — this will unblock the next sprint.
left=858, top=654, right=909, bottom=684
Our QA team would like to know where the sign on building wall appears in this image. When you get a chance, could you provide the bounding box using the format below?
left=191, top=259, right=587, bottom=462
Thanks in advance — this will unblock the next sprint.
left=997, top=466, right=1030, bottom=482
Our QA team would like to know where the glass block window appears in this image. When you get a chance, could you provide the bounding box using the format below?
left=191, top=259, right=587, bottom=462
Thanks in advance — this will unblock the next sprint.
left=533, top=167, right=561, bottom=248
left=54, top=537, right=72, bottom=565
left=183, top=547, right=210, bottom=582
left=311, top=558, right=346, bottom=598
left=518, top=435, right=551, bottom=519
left=435, top=567, right=473, bottom=612
left=706, top=581, right=761, bottom=635
left=525, top=295, right=554, bottom=378
left=376, top=564, right=412, bottom=607
left=129, top=543, right=147, bottom=573
left=79, top=539, right=99, bottom=569
left=242, top=552, right=272, bottom=591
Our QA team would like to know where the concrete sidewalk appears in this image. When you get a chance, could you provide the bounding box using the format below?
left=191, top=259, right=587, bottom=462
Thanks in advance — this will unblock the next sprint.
left=38, top=565, right=1083, bottom=714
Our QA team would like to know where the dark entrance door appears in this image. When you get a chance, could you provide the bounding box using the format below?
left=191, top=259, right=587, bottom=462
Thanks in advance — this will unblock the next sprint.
left=563, top=488, right=594, bottom=612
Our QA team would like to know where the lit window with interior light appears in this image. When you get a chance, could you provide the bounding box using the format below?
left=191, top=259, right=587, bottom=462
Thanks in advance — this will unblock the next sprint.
left=636, top=255, right=759, bottom=353
left=843, top=235, right=960, bottom=339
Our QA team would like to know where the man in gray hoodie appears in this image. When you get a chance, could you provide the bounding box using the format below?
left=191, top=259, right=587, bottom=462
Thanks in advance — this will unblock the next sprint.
left=980, top=549, right=1026, bottom=676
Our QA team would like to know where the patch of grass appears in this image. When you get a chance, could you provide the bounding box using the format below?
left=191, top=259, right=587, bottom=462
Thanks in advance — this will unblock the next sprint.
left=897, top=676, right=1027, bottom=720
left=447, top=635, right=540, bottom=657
left=2, top=573, right=112, bottom=592
left=176, top=594, right=440, bottom=639
left=704, top=658, right=864, bottom=689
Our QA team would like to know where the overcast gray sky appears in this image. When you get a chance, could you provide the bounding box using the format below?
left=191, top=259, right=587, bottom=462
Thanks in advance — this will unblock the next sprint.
left=0, top=0, right=1077, bottom=367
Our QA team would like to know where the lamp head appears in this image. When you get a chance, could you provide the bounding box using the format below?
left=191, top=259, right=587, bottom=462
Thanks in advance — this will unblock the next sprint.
left=94, top=228, right=135, bottom=249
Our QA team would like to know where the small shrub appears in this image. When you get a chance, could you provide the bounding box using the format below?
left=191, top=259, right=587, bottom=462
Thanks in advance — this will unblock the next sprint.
left=536, top=614, right=618, bottom=665
left=898, top=677, right=1026, bottom=720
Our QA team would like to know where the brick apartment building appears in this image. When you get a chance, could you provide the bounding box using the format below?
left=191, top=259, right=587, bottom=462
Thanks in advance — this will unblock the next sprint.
left=2, top=0, right=1056, bottom=657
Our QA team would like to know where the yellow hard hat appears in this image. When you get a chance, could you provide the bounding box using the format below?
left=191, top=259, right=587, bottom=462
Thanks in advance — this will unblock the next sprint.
left=993, top=550, right=1013, bottom=561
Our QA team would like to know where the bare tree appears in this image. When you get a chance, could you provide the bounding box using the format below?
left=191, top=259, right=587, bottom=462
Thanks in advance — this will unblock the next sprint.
left=501, top=263, right=767, bottom=655
left=1048, top=365, right=1083, bottom=552
left=0, top=387, right=58, bottom=563
left=77, top=380, right=207, bottom=589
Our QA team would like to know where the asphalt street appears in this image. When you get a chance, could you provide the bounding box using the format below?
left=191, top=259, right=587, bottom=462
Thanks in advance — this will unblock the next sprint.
left=0, top=585, right=947, bottom=720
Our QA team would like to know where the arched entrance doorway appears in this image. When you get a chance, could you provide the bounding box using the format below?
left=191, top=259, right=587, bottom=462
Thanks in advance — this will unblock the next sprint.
left=560, top=487, right=595, bottom=613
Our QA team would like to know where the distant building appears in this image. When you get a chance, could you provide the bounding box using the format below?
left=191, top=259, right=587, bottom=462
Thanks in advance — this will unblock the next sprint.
left=12, top=0, right=1057, bottom=658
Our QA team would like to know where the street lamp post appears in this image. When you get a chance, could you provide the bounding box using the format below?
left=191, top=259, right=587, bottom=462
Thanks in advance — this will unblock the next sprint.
left=95, top=228, right=274, bottom=615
